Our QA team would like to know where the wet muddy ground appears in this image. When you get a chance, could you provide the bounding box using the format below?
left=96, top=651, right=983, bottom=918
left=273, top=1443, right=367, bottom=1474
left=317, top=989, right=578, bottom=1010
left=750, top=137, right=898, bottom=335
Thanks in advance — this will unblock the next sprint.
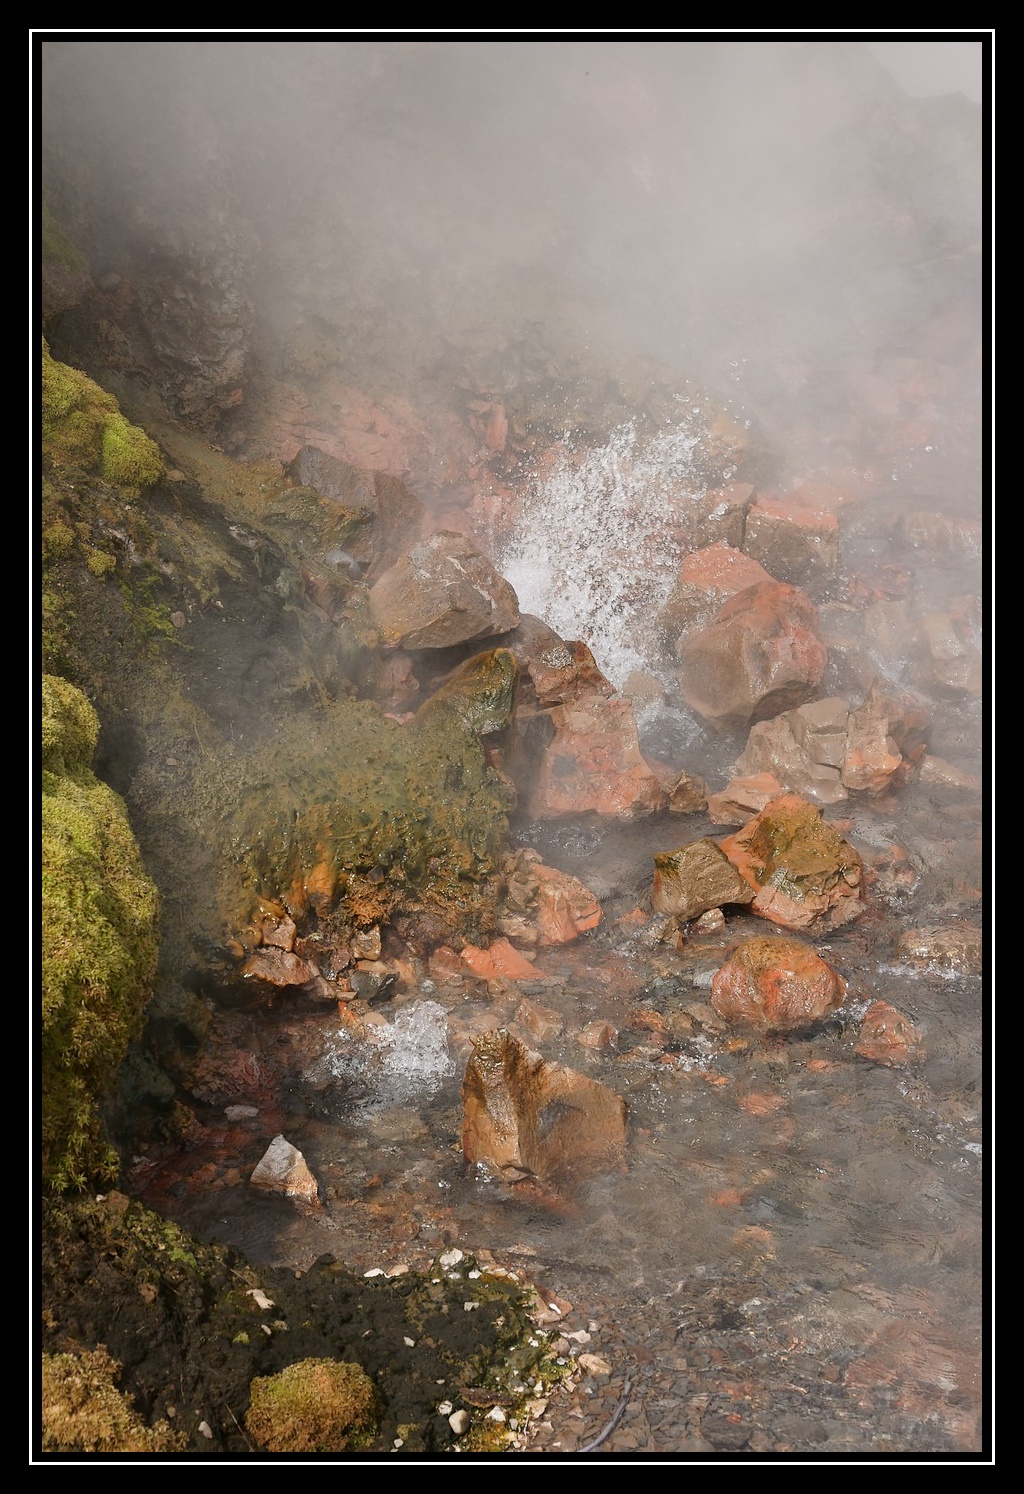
left=127, top=771, right=988, bottom=1461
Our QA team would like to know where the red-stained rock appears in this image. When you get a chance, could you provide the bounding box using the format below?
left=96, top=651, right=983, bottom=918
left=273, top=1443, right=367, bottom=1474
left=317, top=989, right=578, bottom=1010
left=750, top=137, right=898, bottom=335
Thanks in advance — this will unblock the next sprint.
left=691, top=482, right=755, bottom=549
left=460, top=937, right=538, bottom=982
left=711, top=936, right=848, bottom=1032
left=720, top=792, right=864, bottom=930
left=528, top=694, right=667, bottom=819
left=249, top=1134, right=321, bottom=1207
left=528, top=639, right=615, bottom=705
left=678, top=581, right=827, bottom=733
left=657, top=542, right=772, bottom=648
left=461, top=1029, right=628, bottom=1185
left=733, top=697, right=850, bottom=805
left=531, top=862, right=603, bottom=944
left=707, top=772, right=786, bottom=826
left=854, top=1001, right=925, bottom=1067
left=842, top=681, right=930, bottom=793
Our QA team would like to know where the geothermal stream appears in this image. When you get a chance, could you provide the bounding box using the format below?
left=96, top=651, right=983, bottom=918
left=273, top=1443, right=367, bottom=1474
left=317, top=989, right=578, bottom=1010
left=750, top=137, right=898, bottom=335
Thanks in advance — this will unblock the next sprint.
left=135, top=418, right=985, bottom=1457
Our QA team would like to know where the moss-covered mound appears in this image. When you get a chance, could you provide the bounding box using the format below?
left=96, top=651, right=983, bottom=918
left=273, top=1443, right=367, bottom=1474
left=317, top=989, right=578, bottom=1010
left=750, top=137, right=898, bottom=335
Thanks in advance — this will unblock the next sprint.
left=41, top=675, right=160, bottom=1191
left=246, top=1358, right=380, bottom=1452
left=39, top=1194, right=566, bottom=1455
left=41, top=1347, right=188, bottom=1453
left=42, top=338, right=163, bottom=490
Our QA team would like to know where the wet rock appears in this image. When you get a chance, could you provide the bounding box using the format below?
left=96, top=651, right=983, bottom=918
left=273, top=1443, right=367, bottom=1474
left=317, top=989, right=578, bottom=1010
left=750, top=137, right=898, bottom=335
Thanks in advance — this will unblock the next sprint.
left=678, top=581, right=827, bottom=733
left=240, top=948, right=316, bottom=986
left=461, top=1029, right=628, bottom=1186
left=460, top=938, right=538, bottom=982
left=286, top=445, right=424, bottom=573
left=691, top=482, right=754, bottom=549
left=842, top=681, right=930, bottom=792
left=249, top=1134, right=320, bottom=1206
left=527, top=639, right=615, bottom=705
left=916, top=596, right=983, bottom=697
left=663, top=768, right=709, bottom=815
left=733, top=698, right=850, bottom=805
left=894, top=924, right=983, bottom=976
left=711, top=936, right=848, bottom=1033
left=512, top=858, right=604, bottom=946
left=652, top=838, right=755, bottom=922
left=707, top=772, right=786, bottom=826
left=742, top=490, right=840, bottom=595
left=528, top=695, right=667, bottom=819
left=720, top=793, right=864, bottom=930
left=368, top=531, right=519, bottom=649
left=854, top=1001, right=925, bottom=1066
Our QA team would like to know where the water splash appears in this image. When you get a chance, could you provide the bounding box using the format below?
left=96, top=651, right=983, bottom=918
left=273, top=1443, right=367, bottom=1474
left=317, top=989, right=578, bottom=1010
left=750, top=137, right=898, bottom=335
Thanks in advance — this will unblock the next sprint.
left=306, top=1000, right=457, bottom=1113
left=498, top=417, right=708, bottom=688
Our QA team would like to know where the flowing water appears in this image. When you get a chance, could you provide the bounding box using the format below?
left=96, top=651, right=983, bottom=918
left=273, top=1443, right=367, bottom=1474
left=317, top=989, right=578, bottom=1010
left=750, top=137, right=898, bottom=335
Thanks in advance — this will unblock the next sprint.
left=136, top=419, right=986, bottom=1457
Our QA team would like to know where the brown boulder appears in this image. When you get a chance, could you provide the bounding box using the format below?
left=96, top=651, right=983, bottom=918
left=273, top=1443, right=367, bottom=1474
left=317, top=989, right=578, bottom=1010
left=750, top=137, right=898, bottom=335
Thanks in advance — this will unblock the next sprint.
left=652, top=838, right=755, bottom=922
left=854, top=1001, right=925, bottom=1067
left=461, top=1029, right=628, bottom=1185
left=742, top=491, right=840, bottom=595
left=368, top=531, right=519, bottom=649
left=711, top=936, right=848, bottom=1032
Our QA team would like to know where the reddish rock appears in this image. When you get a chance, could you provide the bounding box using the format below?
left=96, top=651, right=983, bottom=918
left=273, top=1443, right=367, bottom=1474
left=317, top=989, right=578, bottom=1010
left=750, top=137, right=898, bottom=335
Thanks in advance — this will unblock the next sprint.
left=368, top=531, right=519, bottom=649
left=258, top=911, right=297, bottom=951
left=531, top=863, right=603, bottom=944
left=842, top=681, right=930, bottom=793
left=894, top=924, right=983, bottom=976
left=711, top=936, right=848, bottom=1032
left=720, top=792, right=864, bottom=930
left=528, top=639, right=615, bottom=705
left=460, top=938, right=538, bottom=982
left=678, top=581, right=827, bottom=733
left=657, top=543, right=772, bottom=648
left=512, top=997, right=565, bottom=1044
left=528, top=694, right=667, bottom=819
left=575, top=1020, right=617, bottom=1049
left=854, top=1001, right=925, bottom=1067
left=664, top=768, right=709, bottom=815
left=461, top=1029, right=628, bottom=1186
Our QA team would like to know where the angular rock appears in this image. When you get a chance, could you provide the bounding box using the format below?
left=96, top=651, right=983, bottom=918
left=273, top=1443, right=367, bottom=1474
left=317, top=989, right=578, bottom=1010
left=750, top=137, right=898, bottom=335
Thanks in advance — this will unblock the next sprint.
left=664, top=768, right=709, bottom=815
left=240, top=948, right=316, bottom=986
left=527, top=639, right=615, bottom=705
left=742, top=492, right=839, bottom=595
left=368, top=531, right=520, bottom=649
left=678, top=581, right=827, bottom=733
left=528, top=694, right=667, bottom=819
left=720, top=792, right=864, bottom=930
left=842, top=680, right=930, bottom=792
left=657, top=543, right=772, bottom=651
left=461, top=1029, right=628, bottom=1185
left=652, top=838, right=755, bottom=922
left=691, top=482, right=754, bottom=550
left=711, top=935, right=848, bottom=1032
left=733, top=697, right=850, bottom=804
left=460, top=938, right=538, bottom=982
left=286, top=444, right=423, bottom=572
left=249, top=1134, right=320, bottom=1206
left=707, top=772, right=786, bottom=826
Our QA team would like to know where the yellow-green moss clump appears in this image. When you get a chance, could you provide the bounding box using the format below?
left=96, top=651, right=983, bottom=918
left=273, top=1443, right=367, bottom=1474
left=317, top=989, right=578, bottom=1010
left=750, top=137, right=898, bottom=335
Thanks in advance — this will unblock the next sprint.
left=41, top=675, right=160, bottom=1192
left=245, top=1358, right=381, bottom=1453
left=41, top=338, right=163, bottom=491
left=41, top=1347, right=187, bottom=1453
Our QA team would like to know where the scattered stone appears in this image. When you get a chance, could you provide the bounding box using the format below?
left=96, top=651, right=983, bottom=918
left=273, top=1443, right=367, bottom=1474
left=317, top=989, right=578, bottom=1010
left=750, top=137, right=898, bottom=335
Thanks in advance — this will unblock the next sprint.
left=368, top=531, right=519, bottom=649
left=854, top=1001, right=925, bottom=1066
left=894, top=924, right=983, bottom=976
left=249, top=1135, right=320, bottom=1206
left=652, top=837, right=755, bottom=922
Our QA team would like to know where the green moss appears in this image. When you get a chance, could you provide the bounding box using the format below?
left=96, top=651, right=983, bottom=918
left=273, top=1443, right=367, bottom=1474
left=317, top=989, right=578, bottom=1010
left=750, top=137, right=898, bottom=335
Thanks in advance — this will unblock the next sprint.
left=100, top=411, right=164, bottom=490
left=41, top=677, right=160, bottom=1192
left=245, top=1358, right=381, bottom=1452
left=41, top=1347, right=187, bottom=1453
left=41, top=339, right=163, bottom=492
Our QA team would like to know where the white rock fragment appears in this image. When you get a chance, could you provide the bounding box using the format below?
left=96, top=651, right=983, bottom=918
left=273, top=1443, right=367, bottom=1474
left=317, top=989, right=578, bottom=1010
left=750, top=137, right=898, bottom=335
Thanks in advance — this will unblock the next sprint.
left=404, top=1336, right=416, bottom=1347
left=198, top=1421, right=213, bottom=1439
left=439, top=1248, right=464, bottom=1268
left=437, top=1401, right=454, bottom=1417
left=363, top=1268, right=385, bottom=1278
left=246, top=1289, right=274, bottom=1310
left=448, top=1409, right=471, bottom=1436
